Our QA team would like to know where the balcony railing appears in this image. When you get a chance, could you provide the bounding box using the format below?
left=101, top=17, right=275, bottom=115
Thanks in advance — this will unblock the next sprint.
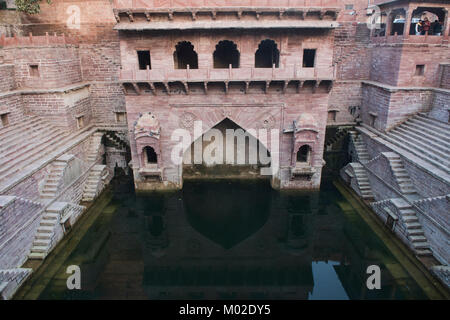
left=113, top=0, right=339, bottom=9
left=120, top=65, right=335, bottom=82
left=371, top=34, right=449, bottom=45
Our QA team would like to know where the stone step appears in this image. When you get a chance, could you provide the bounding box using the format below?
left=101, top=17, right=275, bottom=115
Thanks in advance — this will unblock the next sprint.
left=405, top=222, right=422, bottom=229
left=395, top=126, right=450, bottom=152
left=0, top=129, right=76, bottom=181
left=0, top=117, right=43, bottom=141
left=403, top=216, right=418, bottom=223
left=407, top=229, right=424, bottom=236
left=42, top=213, right=59, bottom=220
left=33, top=239, right=51, bottom=247
left=35, top=233, right=51, bottom=240
left=409, top=235, right=427, bottom=242
left=365, top=126, right=450, bottom=174
left=0, top=121, right=58, bottom=152
left=404, top=121, right=450, bottom=145
left=31, top=245, right=49, bottom=253
left=415, top=248, right=433, bottom=256
left=413, top=241, right=430, bottom=249
left=400, top=209, right=416, bottom=216
left=40, top=220, right=57, bottom=227
left=0, top=128, right=67, bottom=167
left=414, top=114, right=450, bottom=131
left=28, top=252, right=46, bottom=260
left=389, top=131, right=449, bottom=163
left=37, top=226, right=53, bottom=233
left=0, top=131, right=72, bottom=178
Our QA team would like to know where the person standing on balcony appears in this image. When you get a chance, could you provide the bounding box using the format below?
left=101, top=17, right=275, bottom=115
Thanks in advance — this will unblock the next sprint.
left=432, top=20, right=442, bottom=36
left=415, top=20, right=423, bottom=35
left=421, top=17, right=431, bottom=35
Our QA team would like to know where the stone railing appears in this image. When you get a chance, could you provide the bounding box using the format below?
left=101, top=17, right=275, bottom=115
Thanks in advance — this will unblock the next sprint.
left=0, top=33, right=79, bottom=48
left=370, top=34, right=449, bottom=45
left=120, top=65, right=336, bottom=82
left=113, top=0, right=339, bottom=9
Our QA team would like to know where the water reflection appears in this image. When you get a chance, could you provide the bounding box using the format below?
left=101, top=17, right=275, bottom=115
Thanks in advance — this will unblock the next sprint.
left=39, top=178, right=427, bottom=300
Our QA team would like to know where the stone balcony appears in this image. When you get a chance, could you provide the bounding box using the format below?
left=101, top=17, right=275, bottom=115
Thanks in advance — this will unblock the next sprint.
left=370, top=34, right=450, bottom=46
left=120, top=65, right=335, bottom=95
left=113, top=0, right=340, bottom=30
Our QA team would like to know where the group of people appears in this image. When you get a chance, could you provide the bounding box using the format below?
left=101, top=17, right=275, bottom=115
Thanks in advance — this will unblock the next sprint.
left=415, top=17, right=443, bottom=35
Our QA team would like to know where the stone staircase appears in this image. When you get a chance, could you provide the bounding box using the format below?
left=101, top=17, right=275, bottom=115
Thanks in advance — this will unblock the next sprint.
left=0, top=116, right=71, bottom=181
left=39, top=155, right=73, bottom=200
left=86, top=132, right=104, bottom=163
left=384, top=113, right=450, bottom=174
left=104, top=130, right=129, bottom=149
left=28, top=202, right=84, bottom=260
left=81, top=165, right=109, bottom=202
left=325, top=127, right=349, bottom=150
left=350, top=163, right=374, bottom=200
left=349, top=131, right=370, bottom=163
left=0, top=268, right=32, bottom=300
left=383, top=152, right=419, bottom=200
left=390, top=198, right=432, bottom=256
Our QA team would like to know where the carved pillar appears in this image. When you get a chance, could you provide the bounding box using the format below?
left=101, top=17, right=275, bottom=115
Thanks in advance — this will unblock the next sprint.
left=404, top=9, right=413, bottom=37
left=385, top=11, right=392, bottom=36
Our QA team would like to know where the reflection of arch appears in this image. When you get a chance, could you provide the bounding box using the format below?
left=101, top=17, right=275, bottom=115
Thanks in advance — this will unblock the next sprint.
left=213, top=40, right=240, bottom=68
left=144, top=146, right=157, bottom=164
left=296, top=145, right=311, bottom=163
left=255, top=39, right=280, bottom=68
left=174, top=41, right=198, bottom=69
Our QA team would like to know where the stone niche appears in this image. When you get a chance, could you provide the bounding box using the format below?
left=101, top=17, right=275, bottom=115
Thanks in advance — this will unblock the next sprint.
left=133, top=112, right=162, bottom=180
left=290, top=113, right=320, bottom=183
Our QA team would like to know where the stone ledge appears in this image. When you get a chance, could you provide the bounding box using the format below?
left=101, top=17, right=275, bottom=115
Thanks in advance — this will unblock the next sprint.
left=114, top=20, right=339, bottom=31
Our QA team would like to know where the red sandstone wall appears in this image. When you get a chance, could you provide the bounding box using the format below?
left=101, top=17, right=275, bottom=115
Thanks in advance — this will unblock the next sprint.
left=369, top=46, right=402, bottom=86
left=328, top=81, right=362, bottom=124
left=1, top=46, right=82, bottom=89
left=438, top=64, right=450, bottom=89
left=0, top=64, right=16, bottom=92
left=21, top=86, right=93, bottom=130
left=0, top=95, right=25, bottom=127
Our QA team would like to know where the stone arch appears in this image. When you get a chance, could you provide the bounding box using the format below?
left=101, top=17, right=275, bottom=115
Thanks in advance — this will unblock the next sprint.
left=255, top=39, right=280, bottom=68
left=181, top=117, right=271, bottom=178
left=173, top=41, right=198, bottom=69
left=389, top=8, right=406, bottom=35
left=144, top=146, right=157, bottom=164
left=296, top=144, right=312, bottom=163
left=213, top=40, right=240, bottom=68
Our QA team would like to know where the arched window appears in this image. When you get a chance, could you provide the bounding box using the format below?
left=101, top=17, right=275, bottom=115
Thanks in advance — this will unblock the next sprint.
left=213, top=40, right=240, bottom=68
left=389, top=9, right=406, bottom=35
left=296, top=145, right=311, bottom=163
left=144, top=146, right=157, bottom=164
left=174, top=41, right=198, bottom=69
left=255, top=39, right=280, bottom=68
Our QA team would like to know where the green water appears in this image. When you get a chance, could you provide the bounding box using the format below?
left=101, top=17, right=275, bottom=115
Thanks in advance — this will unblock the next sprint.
left=28, top=177, right=435, bottom=300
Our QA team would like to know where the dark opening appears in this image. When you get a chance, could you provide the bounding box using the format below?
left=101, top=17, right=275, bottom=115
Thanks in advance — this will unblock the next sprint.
left=213, top=40, right=240, bottom=69
left=302, top=49, right=316, bottom=68
left=174, top=41, right=198, bottom=69
left=415, top=64, right=425, bottom=76
left=369, top=114, right=377, bottom=127
left=29, top=65, right=39, bottom=77
left=145, top=146, right=157, bottom=164
left=328, top=111, right=337, bottom=122
left=148, top=216, right=163, bottom=236
left=296, top=145, right=311, bottom=163
left=137, top=50, right=151, bottom=70
left=0, top=113, right=9, bottom=127
left=255, top=39, right=280, bottom=68
left=390, top=11, right=405, bottom=35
